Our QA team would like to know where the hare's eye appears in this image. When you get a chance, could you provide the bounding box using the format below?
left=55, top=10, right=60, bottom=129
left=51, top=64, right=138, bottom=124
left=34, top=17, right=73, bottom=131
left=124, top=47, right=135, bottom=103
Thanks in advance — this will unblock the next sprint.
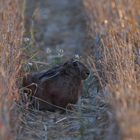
left=73, top=61, right=78, bottom=67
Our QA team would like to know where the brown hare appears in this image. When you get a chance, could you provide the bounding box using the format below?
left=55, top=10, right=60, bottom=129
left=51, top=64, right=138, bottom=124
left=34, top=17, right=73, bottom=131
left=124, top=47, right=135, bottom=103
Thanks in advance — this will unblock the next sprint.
left=22, top=59, right=90, bottom=111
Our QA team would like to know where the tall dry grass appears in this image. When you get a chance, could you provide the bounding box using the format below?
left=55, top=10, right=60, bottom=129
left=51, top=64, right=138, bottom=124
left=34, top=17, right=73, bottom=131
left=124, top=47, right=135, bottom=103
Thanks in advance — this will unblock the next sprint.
left=0, top=0, right=139, bottom=139
left=0, top=0, right=23, bottom=139
left=85, top=0, right=140, bottom=139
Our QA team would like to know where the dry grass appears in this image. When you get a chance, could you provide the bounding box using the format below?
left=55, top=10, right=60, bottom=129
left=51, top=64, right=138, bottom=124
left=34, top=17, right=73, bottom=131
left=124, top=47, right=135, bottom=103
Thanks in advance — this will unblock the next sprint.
left=0, top=0, right=23, bottom=139
left=0, top=0, right=140, bottom=140
left=85, top=0, right=140, bottom=139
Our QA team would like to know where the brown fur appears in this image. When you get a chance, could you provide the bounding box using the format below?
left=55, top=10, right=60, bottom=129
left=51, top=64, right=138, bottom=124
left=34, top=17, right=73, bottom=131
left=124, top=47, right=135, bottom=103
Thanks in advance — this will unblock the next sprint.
left=22, top=59, right=90, bottom=111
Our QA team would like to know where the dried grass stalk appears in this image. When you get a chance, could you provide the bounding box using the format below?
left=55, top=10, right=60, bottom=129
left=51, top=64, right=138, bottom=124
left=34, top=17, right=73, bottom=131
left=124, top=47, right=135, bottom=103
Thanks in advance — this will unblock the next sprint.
left=85, top=0, right=140, bottom=139
left=0, top=0, right=23, bottom=139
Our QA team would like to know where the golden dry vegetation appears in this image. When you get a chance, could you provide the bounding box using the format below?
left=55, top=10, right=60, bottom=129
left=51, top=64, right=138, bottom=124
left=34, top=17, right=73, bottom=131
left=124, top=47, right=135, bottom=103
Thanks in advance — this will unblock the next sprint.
left=85, top=0, right=140, bottom=139
left=0, top=0, right=140, bottom=140
left=0, top=0, right=23, bottom=139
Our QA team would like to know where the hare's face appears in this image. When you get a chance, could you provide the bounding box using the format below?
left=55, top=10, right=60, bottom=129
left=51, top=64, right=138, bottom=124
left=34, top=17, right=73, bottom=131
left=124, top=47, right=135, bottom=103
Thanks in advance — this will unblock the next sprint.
left=73, top=61, right=90, bottom=80
left=63, top=60, right=90, bottom=80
